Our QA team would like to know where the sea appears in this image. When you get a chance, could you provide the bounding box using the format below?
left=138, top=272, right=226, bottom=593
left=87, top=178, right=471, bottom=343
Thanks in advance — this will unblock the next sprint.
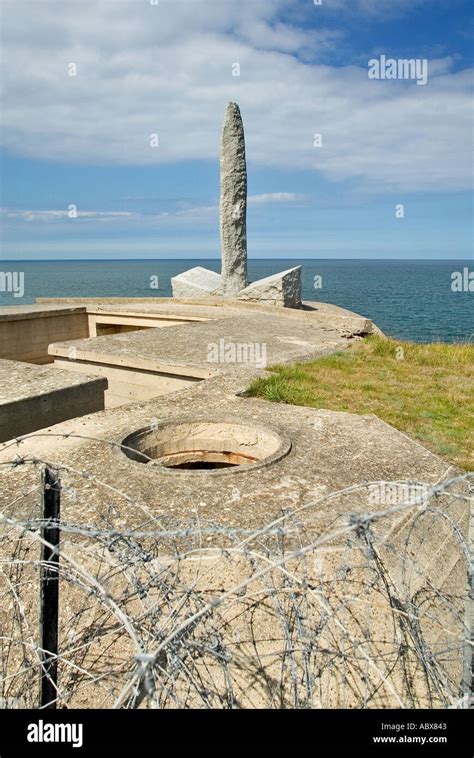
left=0, top=259, right=472, bottom=343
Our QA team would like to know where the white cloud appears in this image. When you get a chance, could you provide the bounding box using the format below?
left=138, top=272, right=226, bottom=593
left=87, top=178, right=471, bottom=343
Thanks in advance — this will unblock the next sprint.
left=1, top=192, right=304, bottom=225
left=1, top=208, right=136, bottom=222
left=0, top=0, right=472, bottom=192
left=248, top=193, right=305, bottom=204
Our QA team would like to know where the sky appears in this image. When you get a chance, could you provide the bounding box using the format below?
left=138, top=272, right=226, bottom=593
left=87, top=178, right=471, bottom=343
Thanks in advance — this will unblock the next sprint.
left=0, top=0, right=473, bottom=260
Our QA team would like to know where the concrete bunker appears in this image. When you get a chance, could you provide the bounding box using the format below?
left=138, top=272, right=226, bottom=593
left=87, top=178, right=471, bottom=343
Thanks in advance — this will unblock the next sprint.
left=121, top=419, right=291, bottom=472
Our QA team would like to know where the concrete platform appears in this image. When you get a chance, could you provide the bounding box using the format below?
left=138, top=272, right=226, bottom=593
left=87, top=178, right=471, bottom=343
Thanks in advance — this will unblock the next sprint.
left=0, top=310, right=468, bottom=709
left=34, top=296, right=378, bottom=336
left=0, top=302, right=208, bottom=365
left=42, top=300, right=377, bottom=406
left=48, top=311, right=349, bottom=372
left=0, top=368, right=465, bottom=537
left=0, top=359, right=107, bottom=442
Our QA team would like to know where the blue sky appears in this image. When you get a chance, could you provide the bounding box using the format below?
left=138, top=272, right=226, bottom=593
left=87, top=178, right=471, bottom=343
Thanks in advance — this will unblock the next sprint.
left=1, top=0, right=473, bottom=260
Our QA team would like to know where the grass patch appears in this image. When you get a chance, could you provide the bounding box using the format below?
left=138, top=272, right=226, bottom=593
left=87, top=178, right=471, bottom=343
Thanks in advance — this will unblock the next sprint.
left=245, top=335, right=474, bottom=470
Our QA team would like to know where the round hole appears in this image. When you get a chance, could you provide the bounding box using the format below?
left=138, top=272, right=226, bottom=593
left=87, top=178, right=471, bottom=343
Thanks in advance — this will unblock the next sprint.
left=120, top=420, right=290, bottom=474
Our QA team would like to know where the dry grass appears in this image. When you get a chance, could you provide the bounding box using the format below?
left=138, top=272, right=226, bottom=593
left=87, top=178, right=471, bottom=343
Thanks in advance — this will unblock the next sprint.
left=245, top=335, right=474, bottom=470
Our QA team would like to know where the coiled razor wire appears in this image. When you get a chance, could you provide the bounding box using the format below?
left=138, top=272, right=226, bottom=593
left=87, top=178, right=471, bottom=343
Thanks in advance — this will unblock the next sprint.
left=0, top=444, right=471, bottom=710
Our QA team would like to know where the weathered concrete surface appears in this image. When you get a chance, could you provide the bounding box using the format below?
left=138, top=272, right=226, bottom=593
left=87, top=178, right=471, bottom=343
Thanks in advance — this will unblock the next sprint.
left=0, top=366, right=466, bottom=535
left=0, top=303, right=209, bottom=364
left=0, top=358, right=468, bottom=709
left=171, top=266, right=222, bottom=299
left=52, top=356, right=204, bottom=408
left=0, top=304, right=89, bottom=319
left=238, top=266, right=302, bottom=307
left=47, top=309, right=354, bottom=380
left=3, top=402, right=467, bottom=657
left=0, top=299, right=466, bottom=709
left=0, top=359, right=107, bottom=441
left=0, top=300, right=380, bottom=404
left=38, top=299, right=366, bottom=407
left=0, top=307, right=89, bottom=364
left=220, top=102, right=248, bottom=296
left=34, top=297, right=382, bottom=336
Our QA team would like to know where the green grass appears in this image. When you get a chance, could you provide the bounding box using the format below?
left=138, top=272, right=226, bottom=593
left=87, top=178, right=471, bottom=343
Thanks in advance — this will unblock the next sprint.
left=245, top=335, right=474, bottom=470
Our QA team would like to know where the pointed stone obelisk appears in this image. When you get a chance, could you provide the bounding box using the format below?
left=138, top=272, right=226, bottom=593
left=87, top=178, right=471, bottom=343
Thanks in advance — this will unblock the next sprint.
left=220, top=102, right=248, bottom=297
left=172, top=101, right=302, bottom=307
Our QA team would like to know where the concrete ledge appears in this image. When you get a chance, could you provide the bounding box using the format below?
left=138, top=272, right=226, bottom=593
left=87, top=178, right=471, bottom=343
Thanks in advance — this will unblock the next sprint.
left=0, top=305, right=88, bottom=323
left=0, top=308, right=90, bottom=364
left=0, top=359, right=108, bottom=442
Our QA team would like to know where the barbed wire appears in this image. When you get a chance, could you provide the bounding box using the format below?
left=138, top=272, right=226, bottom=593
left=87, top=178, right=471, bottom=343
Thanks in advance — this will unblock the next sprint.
left=0, top=441, right=471, bottom=710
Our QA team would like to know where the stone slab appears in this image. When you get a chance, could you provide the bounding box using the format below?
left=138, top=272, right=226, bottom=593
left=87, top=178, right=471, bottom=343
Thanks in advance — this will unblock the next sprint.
left=238, top=266, right=302, bottom=307
left=171, top=267, right=222, bottom=299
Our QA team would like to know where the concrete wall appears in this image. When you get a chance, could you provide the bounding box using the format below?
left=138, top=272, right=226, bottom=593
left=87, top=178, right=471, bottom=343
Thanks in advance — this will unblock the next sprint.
left=0, top=377, right=107, bottom=442
left=53, top=357, right=201, bottom=408
left=0, top=312, right=89, bottom=364
left=88, top=313, right=192, bottom=336
left=0, top=310, right=199, bottom=365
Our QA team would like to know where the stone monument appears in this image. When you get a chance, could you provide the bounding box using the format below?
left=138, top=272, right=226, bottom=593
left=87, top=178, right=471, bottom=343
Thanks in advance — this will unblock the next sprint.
left=171, top=102, right=302, bottom=307
left=220, top=102, right=248, bottom=296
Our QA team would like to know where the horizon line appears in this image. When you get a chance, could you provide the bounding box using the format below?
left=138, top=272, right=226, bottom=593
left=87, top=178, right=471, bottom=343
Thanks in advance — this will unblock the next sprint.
left=1, top=258, right=472, bottom=263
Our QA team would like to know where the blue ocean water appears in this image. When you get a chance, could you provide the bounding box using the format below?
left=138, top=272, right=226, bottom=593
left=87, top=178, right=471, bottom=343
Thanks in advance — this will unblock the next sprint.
left=0, top=259, right=472, bottom=343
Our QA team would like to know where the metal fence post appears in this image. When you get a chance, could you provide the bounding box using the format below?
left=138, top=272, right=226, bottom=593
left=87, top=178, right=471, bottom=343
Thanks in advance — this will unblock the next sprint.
left=39, top=466, right=61, bottom=708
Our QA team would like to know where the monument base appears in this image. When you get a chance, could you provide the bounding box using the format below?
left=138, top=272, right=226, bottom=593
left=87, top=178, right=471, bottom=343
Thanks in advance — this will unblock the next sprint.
left=172, top=265, right=302, bottom=308
left=238, top=266, right=302, bottom=308
left=171, top=267, right=222, bottom=299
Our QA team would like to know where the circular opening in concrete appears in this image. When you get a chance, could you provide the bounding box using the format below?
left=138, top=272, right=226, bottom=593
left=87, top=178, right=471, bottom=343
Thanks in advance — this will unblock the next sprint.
left=121, top=420, right=290, bottom=473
